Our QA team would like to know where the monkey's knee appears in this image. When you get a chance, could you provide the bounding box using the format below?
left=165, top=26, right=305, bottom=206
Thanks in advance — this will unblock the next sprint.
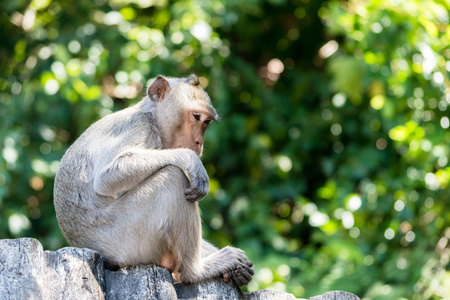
left=154, top=166, right=189, bottom=190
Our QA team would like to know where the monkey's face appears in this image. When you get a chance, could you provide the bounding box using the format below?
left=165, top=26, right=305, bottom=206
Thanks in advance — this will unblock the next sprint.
left=170, top=109, right=213, bottom=156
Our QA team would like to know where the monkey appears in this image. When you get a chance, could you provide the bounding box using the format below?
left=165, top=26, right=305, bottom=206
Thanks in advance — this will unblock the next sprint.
left=53, top=74, right=254, bottom=286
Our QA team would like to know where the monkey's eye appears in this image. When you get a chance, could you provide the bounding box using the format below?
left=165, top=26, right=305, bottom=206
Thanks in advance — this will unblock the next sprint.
left=193, top=113, right=201, bottom=121
left=204, top=119, right=211, bottom=125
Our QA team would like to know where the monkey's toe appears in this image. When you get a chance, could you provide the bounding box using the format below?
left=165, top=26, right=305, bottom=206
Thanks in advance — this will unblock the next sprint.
left=222, top=270, right=232, bottom=282
left=231, top=263, right=254, bottom=286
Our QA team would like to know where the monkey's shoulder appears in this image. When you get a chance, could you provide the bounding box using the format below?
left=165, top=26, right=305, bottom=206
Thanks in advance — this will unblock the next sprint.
left=63, top=105, right=159, bottom=162
left=77, top=105, right=153, bottom=141
left=93, top=106, right=154, bottom=134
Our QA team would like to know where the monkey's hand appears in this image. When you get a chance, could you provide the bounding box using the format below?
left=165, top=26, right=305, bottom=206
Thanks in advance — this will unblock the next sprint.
left=223, top=260, right=255, bottom=287
left=183, top=150, right=209, bottom=202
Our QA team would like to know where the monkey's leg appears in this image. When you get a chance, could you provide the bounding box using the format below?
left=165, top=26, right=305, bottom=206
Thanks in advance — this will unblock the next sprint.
left=88, top=165, right=201, bottom=268
left=100, top=165, right=253, bottom=284
left=149, top=166, right=251, bottom=284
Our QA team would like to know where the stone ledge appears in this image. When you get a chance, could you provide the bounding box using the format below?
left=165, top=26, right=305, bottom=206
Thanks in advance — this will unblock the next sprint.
left=0, top=238, right=359, bottom=300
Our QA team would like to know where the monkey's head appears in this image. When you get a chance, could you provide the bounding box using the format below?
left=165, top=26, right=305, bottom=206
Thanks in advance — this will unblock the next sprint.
left=147, top=75, right=218, bottom=156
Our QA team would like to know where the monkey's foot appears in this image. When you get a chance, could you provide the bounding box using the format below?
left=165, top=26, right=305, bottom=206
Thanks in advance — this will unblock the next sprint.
left=222, top=260, right=254, bottom=286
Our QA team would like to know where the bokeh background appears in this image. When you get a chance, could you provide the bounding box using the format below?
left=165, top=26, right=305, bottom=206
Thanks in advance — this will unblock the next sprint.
left=1, top=0, right=449, bottom=299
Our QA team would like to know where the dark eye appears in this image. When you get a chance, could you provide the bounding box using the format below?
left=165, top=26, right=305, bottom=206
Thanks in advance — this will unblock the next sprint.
left=204, top=120, right=211, bottom=125
left=193, top=114, right=201, bottom=121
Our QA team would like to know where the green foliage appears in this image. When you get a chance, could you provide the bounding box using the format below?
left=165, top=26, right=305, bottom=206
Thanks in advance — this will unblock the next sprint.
left=1, top=0, right=449, bottom=298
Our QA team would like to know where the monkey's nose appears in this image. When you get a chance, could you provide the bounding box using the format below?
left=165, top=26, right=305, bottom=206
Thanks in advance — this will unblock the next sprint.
left=195, top=136, right=203, bottom=145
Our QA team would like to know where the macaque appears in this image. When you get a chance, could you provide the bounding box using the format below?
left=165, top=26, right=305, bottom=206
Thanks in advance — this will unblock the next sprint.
left=53, top=75, right=254, bottom=286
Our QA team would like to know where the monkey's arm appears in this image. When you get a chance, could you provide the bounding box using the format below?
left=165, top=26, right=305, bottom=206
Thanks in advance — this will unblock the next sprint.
left=93, top=148, right=208, bottom=201
left=201, top=240, right=219, bottom=258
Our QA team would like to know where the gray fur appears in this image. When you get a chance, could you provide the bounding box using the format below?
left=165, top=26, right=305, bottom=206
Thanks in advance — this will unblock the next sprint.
left=54, top=75, right=253, bottom=285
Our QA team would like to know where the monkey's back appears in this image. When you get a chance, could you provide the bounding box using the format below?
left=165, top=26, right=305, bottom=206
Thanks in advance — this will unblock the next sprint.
left=53, top=101, right=161, bottom=247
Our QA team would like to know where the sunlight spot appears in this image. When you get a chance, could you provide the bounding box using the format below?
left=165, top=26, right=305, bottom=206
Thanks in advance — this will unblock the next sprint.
left=394, top=200, right=405, bottom=211
left=32, top=159, right=49, bottom=174
left=433, top=72, right=444, bottom=84
left=389, top=126, right=407, bottom=141
left=38, top=46, right=52, bottom=59
left=30, top=176, right=44, bottom=191
left=268, top=58, right=284, bottom=75
left=277, top=264, right=290, bottom=277
left=384, top=228, right=395, bottom=240
left=405, top=231, right=416, bottom=242
left=115, top=71, right=128, bottom=83
left=303, top=203, right=317, bottom=215
left=376, top=138, right=387, bottom=150
left=270, top=282, right=286, bottom=292
left=190, top=20, right=212, bottom=42
left=319, top=40, right=338, bottom=59
left=364, top=255, right=374, bottom=265
left=309, top=211, right=329, bottom=227
left=342, top=211, right=354, bottom=229
left=51, top=61, right=67, bottom=81
left=44, top=79, right=60, bottom=95
left=210, top=215, right=223, bottom=230
left=330, top=123, right=342, bottom=136
left=3, top=147, right=19, bottom=164
left=381, top=285, right=391, bottom=295
left=68, top=40, right=81, bottom=53
left=171, top=31, right=184, bottom=44
left=370, top=95, right=385, bottom=110
left=371, top=22, right=383, bottom=33
left=440, top=116, right=449, bottom=129
left=397, top=258, right=408, bottom=269
left=347, top=195, right=362, bottom=211
left=8, top=213, right=31, bottom=236
left=425, top=173, right=439, bottom=190
left=419, top=43, right=437, bottom=75
left=104, top=11, right=123, bottom=25
left=258, top=268, right=273, bottom=284
left=349, top=227, right=360, bottom=238
left=332, top=93, right=346, bottom=107
left=277, top=155, right=292, bottom=172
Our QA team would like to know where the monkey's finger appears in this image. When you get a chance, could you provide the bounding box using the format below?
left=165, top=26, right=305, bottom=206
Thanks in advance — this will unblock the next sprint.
left=246, top=260, right=254, bottom=268
left=185, top=186, right=196, bottom=195
left=185, top=192, right=198, bottom=202
left=185, top=192, right=202, bottom=202
left=242, top=263, right=255, bottom=276
left=247, top=267, right=255, bottom=276
left=237, top=265, right=253, bottom=282
left=185, top=188, right=201, bottom=202
left=232, top=270, right=245, bottom=286
left=185, top=185, right=206, bottom=197
left=238, top=257, right=250, bottom=265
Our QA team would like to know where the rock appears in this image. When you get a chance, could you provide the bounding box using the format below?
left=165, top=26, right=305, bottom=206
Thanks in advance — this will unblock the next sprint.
left=244, top=289, right=299, bottom=299
left=175, top=279, right=242, bottom=299
left=0, top=238, right=105, bottom=300
left=106, top=266, right=177, bottom=300
left=0, top=238, right=360, bottom=300
left=309, top=291, right=361, bottom=300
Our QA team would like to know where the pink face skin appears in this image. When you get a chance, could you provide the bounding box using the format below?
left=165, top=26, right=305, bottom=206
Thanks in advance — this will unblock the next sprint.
left=170, top=110, right=213, bottom=156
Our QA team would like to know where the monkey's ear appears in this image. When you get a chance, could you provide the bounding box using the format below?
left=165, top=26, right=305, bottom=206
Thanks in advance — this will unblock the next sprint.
left=148, top=76, right=170, bottom=102
left=186, top=74, right=200, bottom=87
